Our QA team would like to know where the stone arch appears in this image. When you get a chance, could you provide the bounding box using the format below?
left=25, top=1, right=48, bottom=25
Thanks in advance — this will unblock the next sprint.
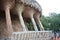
left=0, top=0, right=44, bottom=39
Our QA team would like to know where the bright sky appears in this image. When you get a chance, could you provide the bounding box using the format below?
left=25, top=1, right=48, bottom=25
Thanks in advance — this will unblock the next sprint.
left=36, top=0, right=60, bottom=16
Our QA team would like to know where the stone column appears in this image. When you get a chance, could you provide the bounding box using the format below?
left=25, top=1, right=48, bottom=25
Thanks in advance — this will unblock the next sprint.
left=16, top=4, right=27, bottom=31
left=5, top=7, right=13, bottom=37
left=23, top=7, right=38, bottom=31
left=34, top=12, right=44, bottom=31
left=35, top=17, right=44, bottom=31
left=18, top=13, right=27, bottom=31
left=38, top=19, right=44, bottom=31
left=30, top=17, right=38, bottom=31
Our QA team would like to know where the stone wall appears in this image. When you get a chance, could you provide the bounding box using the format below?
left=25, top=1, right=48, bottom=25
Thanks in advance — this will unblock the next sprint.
left=12, top=31, right=52, bottom=40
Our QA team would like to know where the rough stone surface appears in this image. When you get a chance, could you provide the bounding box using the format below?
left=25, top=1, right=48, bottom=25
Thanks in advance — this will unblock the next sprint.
left=16, top=0, right=42, bottom=13
left=12, top=31, right=52, bottom=40
left=0, top=13, right=23, bottom=38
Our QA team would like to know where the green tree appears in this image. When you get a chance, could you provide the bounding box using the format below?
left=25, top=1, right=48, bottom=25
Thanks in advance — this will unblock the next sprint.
left=41, top=13, right=60, bottom=32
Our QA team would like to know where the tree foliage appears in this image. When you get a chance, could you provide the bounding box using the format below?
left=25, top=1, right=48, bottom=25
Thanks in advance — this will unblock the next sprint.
left=41, top=13, right=60, bottom=32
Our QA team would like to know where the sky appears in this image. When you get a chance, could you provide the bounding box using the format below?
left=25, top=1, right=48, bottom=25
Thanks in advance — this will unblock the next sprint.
left=36, top=0, right=60, bottom=16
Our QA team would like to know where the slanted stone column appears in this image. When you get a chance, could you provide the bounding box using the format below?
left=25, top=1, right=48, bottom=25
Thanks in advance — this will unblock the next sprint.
left=18, top=13, right=27, bottom=31
left=35, top=17, right=44, bottom=31
left=23, top=7, right=38, bottom=31
left=34, top=12, right=44, bottom=31
left=5, top=7, right=13, bottom=37
left=30, top=17, right=38, bottom=31
left=37, top=18, right=44, bottom=31
left=15, top=4, right=27, bottom=31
